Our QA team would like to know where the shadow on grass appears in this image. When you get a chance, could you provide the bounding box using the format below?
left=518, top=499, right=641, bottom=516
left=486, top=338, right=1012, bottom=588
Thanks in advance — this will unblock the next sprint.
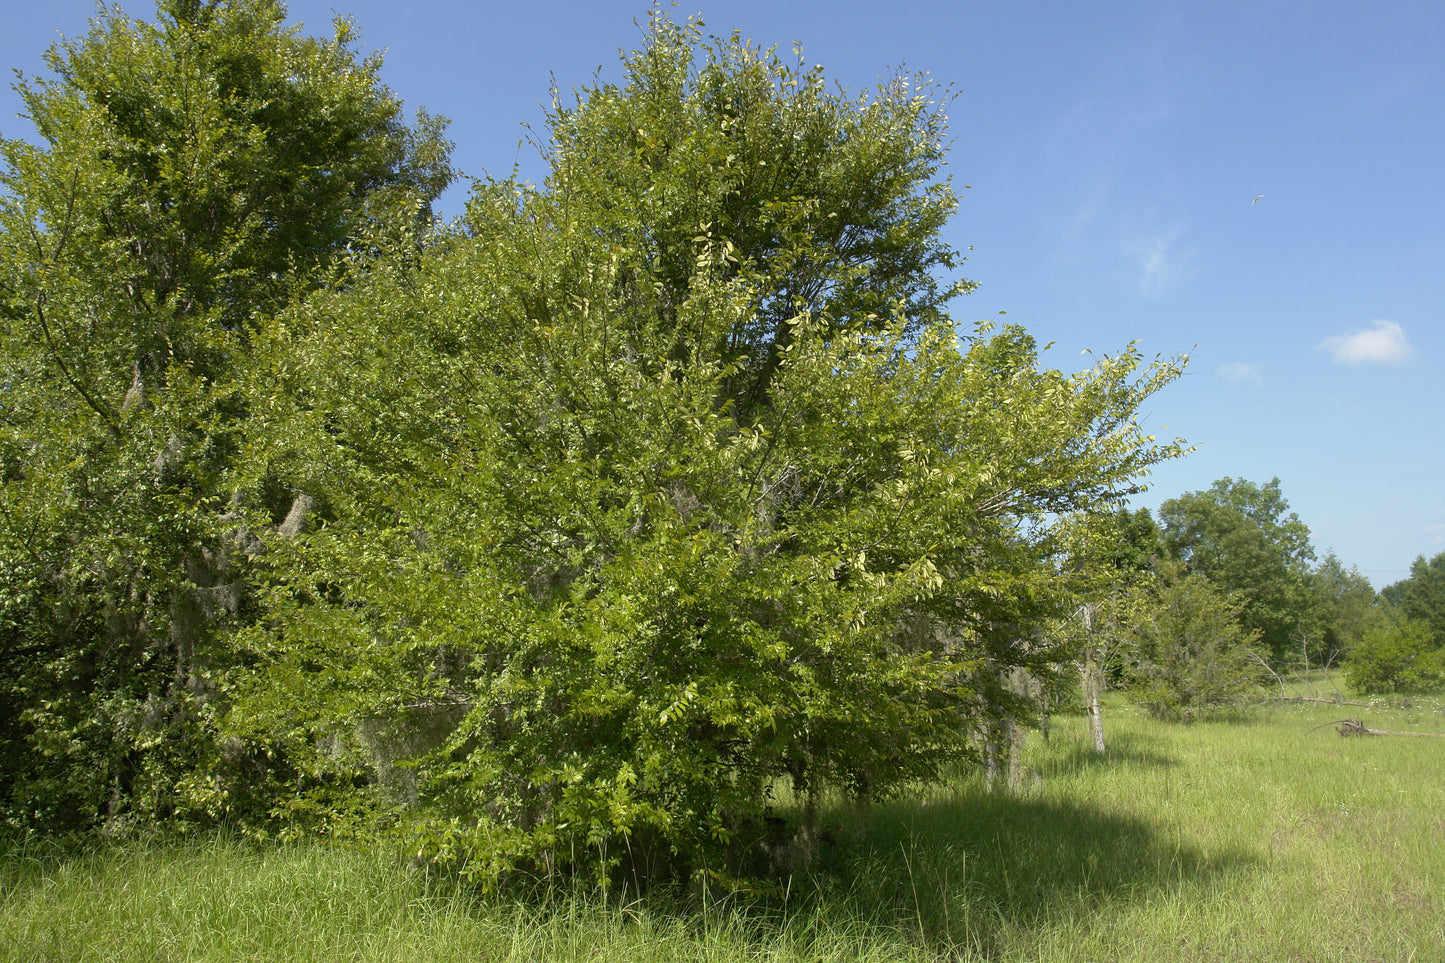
left=0, top=808, right=1256, bottom=963
left=0, top=773, right=1255, bottom=961
left=799, top=784, right=1255, bottom=958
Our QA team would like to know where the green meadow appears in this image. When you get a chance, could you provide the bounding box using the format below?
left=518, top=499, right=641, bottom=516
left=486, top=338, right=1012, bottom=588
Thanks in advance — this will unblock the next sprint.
left=4, top=693, right=1441, bottom=963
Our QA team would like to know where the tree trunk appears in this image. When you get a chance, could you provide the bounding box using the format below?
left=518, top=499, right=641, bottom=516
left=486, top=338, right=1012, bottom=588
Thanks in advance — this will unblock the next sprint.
left=1081, top=603, right=1106, bottom=755
left=1086, top=654, right=1106, bottom=755
left=1005, top=717, right=1024, bottom=792
left=981, top=720, right=999, bottom=793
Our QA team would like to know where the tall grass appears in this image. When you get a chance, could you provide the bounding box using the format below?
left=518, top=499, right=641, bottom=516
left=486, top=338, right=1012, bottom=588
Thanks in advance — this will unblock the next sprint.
left=845, top=694, right=1444, bottom=961
left=4, top=694, right=1441, bottom=962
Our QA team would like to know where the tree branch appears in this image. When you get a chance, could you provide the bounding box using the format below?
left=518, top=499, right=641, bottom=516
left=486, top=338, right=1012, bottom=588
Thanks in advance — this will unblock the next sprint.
left=33, top=294, right=123, bottom=439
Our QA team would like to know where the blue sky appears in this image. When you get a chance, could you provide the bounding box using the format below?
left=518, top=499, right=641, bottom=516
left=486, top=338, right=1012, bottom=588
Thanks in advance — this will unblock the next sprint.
left=4, top=1, right=1441, bottom=587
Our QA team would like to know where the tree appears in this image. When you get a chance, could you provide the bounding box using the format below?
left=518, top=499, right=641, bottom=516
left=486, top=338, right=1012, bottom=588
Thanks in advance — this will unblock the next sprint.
left=1306, top=552, right=1380, bottom=664
left=1063, top=506, right=1165, bottom=755
left=233, top=14, right=1189, bottom=887
left=1158, top=477, right=1317, bottom=664
left=0, top=0, right=451, bottom=831
left=1350, top=552, right=1445, bottom=694
left=1380, top=552, right=1445, bottom=646
left=533, top=12, right=971, bottom=419
left=1108, top=506, right=1167, bottom=574
left=1116, top=560, right=1266, bottom=721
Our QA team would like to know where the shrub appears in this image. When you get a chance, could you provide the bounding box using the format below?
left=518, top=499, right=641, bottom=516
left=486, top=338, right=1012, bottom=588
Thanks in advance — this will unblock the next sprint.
left=1344, top=617, right=1444, bottom=694
left=1118, top=563, right=1266, bottom=721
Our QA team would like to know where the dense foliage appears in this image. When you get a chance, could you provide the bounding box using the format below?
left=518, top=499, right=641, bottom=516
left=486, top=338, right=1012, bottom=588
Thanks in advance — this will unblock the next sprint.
left=1305, top=551, right=1381, bottom=663
left=1343, top=617, right=1444, bottom=694
left=1077, top=492, right=1391, bottom=723
left=1109, top=560, right=1265, bottom=721
left=1343, top=552, right=1445, bottom=693
left=1159, top=477, right=1322, bottom=664
left=10, top=2, right=1430, bottom=892
left=1379, top=551, right=1445, bottom=645
left=1152, top=476, right=1400, bottom=680
left=226, top=14, right=1188, bottom=886
left=0, top=2, right=1215, bottom=887
left=0, top=0, right=452, bottom=832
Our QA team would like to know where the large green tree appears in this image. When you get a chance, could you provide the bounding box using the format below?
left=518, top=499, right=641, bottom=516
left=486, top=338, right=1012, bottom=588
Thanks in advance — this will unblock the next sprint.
left=0, top=0, right=451, bottom=830
left=1158, top=477, right=1318, bottom=664
left=233, top=14, right=1188, bottom=887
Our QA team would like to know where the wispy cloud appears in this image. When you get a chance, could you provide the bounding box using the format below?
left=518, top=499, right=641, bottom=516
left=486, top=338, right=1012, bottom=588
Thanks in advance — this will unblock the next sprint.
left=1126, top=227, right=1195, bottom=297
left=1319, top=320, right=1413, bottom=365
left=1217, top=362, right=1262, bottom=383
left=1428, top=522, right=1445, bottom=546
left=1137, top=236, right=1173, bottom=295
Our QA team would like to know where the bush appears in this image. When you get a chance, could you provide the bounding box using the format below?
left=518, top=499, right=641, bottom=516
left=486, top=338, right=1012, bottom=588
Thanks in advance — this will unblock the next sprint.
left=1344, top=617, right=1444, bottom=694
left=1117, top=563, right=1266, bottom=721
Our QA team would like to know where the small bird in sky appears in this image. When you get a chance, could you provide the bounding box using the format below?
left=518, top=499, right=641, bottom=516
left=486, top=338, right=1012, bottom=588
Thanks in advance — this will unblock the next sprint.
left=1252, top=194, right=1264, bottom=204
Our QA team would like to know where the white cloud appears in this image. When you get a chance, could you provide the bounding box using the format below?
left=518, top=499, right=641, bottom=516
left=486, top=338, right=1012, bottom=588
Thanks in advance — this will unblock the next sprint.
left=1428, top=522, right=1445, bottom=546
left=1138, top=237, right=1172, bottom=294
left=1126, top=227, right=1195, bottom=297
left=1319, top=320, right=1413, bottom=365
left=1217, top=362, right=1262, bottom=383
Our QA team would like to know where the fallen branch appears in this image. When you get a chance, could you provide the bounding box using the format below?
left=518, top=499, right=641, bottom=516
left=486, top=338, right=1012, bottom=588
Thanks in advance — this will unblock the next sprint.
left=1315, top=718, right=1445, bottom=737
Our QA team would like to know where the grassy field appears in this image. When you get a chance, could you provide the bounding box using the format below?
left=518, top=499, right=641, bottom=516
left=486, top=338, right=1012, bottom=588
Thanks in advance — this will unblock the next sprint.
left=3, top=691, right=1442, bottom=962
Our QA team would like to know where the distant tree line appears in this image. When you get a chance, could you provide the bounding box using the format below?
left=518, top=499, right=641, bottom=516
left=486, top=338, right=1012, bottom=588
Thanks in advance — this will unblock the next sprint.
left=1081, top=478, right=1444, bottom=722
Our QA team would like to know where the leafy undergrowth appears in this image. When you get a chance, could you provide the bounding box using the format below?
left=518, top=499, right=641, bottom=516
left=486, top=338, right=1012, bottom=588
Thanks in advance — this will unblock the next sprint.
left=3, top=697, right=1441, bottom=962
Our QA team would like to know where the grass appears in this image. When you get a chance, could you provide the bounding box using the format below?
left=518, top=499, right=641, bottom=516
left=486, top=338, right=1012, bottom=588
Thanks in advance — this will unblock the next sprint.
left=3, top=690, right=1443, bottom=962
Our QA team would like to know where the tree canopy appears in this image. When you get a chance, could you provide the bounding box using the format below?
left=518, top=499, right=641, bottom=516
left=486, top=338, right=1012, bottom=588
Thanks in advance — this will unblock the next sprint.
left=1346, top=551, right=1445, bottom=693
left=1158, top=477, right=1318, bottom=664
left=0, top=0, right=451, bottom=831
left=1344, top=617, right=1444, bottom=694
left=227, top=13, right=1188, bottom=886
left=3, top=4, right=1190, bottom=886
left=1380, top=551, right=1445, bottom=645
left=1113, top=559, right=1265, bottom=721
